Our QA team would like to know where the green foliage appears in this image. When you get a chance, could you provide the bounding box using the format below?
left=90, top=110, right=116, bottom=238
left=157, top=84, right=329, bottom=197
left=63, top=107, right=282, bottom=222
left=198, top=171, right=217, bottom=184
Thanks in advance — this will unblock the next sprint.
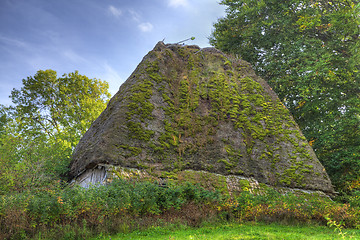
left=0, top=180, right=222, bottom=239
left=110, top=222, right=360, bottom=240
left=0, top=131, right=71, bottom=194
left=10, top=69, right=110, bottom=147
left=0, top=70, right=110, bottom=194
left=210, top=0, right=360, bottom=190
left=224, top=189, right=360, bottom=228
left=2, top=179, right=360, bottom=239
left=347, top=191, right=360, bottom=208
left=0, top=105, right=7, bottom=139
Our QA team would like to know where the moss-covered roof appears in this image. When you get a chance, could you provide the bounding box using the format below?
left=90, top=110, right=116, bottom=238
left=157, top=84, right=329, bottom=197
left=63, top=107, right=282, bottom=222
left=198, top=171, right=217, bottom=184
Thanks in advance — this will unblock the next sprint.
left=69, top=42, right=334, bottom=194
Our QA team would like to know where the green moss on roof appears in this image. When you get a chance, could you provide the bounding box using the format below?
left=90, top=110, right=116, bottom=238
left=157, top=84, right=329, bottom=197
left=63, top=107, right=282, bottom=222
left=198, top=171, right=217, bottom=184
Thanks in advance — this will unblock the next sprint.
left=69, top=42, right=334, bottom=194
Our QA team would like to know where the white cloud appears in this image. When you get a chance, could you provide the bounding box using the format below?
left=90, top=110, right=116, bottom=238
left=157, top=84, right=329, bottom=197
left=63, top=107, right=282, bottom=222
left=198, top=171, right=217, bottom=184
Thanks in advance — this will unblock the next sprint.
left=138, top=22, right=153, bottom=32
left=0, top=35, right=27, bottom=48
left=108, top=5, right=122, bottom=17
left=62, top=49, right=88, bottom=63
left=127, top=10, right=153, bottom=32
left=168, top=0, right=189, bottom=8
left=128, top=9, right=141, bottom=22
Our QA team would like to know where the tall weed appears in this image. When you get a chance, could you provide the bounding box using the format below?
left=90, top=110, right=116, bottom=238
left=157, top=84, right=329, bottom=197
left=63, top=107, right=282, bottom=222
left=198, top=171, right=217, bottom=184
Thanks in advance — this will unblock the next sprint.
left=1, top=180, right=360, bottom=239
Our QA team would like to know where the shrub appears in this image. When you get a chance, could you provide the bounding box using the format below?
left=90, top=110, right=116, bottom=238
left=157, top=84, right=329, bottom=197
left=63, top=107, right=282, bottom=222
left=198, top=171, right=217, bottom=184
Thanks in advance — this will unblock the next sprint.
left=0, top=179, right=223, bottom=239
left=1, top=179, right=360, bottom=239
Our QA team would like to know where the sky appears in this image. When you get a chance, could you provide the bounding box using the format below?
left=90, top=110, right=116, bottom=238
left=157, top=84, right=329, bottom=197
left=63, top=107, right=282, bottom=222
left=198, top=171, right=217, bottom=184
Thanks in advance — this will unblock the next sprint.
left=0, top=0, right=226, bottom=106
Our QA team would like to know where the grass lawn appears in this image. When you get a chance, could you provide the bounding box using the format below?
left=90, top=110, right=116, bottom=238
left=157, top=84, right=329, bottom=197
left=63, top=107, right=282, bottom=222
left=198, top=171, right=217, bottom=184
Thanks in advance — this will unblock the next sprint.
left=95, top=222, right=360, bottom=240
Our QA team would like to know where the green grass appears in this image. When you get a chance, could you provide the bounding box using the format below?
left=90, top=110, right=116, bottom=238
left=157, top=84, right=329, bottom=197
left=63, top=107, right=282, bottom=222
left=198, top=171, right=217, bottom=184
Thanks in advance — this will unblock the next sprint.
left=94, top=222, right=360, bottom=240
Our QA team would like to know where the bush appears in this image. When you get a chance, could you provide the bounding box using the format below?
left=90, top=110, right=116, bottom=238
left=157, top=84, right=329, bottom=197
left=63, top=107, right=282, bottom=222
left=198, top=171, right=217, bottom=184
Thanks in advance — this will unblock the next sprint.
left=221, top=189, right=360, bottom=228
left=0, top=180, right=223, bottom=239
left=1, top=180, right=360, bottom=239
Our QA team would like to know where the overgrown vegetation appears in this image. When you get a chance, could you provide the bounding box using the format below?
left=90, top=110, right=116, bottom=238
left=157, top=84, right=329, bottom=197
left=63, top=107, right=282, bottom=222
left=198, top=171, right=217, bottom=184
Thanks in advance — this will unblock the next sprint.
left=0, top=65, right=358, bottom=239
left=1, top=179, right=360, bottom=239
left=0, top=70, right=110, bottom=194
left=1, top=1, right=360, bottom=236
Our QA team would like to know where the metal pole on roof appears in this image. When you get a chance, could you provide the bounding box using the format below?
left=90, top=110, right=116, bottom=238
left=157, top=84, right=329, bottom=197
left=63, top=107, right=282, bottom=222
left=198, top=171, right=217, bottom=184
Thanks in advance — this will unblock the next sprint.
left=176, top=37, right=195, bottom=44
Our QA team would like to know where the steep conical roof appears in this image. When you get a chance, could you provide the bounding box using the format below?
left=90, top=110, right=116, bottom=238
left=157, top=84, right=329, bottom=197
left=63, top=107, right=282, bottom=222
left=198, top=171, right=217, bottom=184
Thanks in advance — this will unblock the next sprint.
left=69, top=42, right=334, bottom=193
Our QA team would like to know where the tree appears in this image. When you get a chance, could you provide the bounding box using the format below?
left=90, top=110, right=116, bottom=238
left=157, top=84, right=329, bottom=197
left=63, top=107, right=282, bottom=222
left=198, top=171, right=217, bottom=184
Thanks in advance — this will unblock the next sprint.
left=10, top=69, right=111, bottom=148
left=0, top=105, right=7, bottom=140
left=210, top=0, right=360, bottom=191
left=0, top=70, right=110, bottom=193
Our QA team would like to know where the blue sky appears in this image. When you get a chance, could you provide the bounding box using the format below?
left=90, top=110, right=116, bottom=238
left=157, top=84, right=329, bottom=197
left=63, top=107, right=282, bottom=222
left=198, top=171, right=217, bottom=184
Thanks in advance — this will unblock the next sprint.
left=0, top=0, right=225, bottom=105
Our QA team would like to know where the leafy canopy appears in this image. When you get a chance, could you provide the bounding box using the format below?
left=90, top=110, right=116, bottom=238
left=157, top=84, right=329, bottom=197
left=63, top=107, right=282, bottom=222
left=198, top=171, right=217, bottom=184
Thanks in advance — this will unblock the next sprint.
left=0, top=70, right=110, bottom=193
left=210, top=0, right=360, bottom=190
left=10, top=69, right=111, bottom=148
